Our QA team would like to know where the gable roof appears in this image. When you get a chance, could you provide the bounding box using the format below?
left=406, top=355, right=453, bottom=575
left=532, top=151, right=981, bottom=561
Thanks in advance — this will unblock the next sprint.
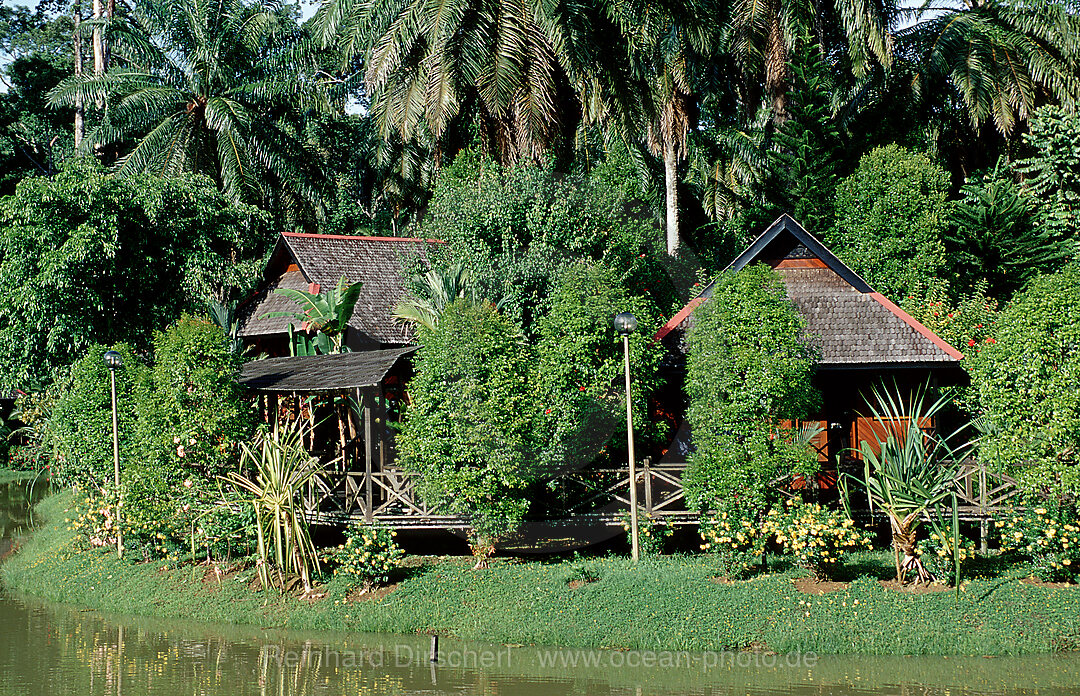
left=237, top=233, right=443, bottom=346
left=655, top=214, right=963, bottom=367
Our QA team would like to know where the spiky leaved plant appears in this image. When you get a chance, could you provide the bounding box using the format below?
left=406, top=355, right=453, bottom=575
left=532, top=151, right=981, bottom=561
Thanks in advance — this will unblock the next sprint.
left=840, top=382, right=973, bottom=586
left=225, top=420, right=327, bottom=593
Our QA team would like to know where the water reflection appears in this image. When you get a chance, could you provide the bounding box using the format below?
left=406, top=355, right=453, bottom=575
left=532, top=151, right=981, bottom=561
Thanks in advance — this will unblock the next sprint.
left=2, top=479, right=1080, bottom=696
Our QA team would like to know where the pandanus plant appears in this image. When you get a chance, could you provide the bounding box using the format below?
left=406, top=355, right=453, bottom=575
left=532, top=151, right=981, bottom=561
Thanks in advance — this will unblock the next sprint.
left=840, top=383, right=974, bottom=586
left=225, top=420, right=327, bottom=593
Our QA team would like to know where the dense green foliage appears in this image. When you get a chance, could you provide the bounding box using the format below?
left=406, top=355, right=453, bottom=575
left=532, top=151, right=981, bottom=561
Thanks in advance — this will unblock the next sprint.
left=29, top=315, right=254, bottom=561
left=0, top=160, right=266, bottom=389
left=534, top=263, right=662, bottom=469
left=967, top=265, right=1080, bottom=496
left=396, top=301, right=542, bottom=551
left=684, top=264, right=820, bottom=512
left=830, top=145, right=951, bottom=302
left=419, top=151, right=678, bottom=335
left=997, top=503, right=1080, bottom=583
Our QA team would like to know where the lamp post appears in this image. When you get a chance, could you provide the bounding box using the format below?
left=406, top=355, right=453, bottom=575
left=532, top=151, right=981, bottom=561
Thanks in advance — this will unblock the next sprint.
left=103, top=349, right=123, bottom=559
left=614, top=312, right=639, bottom=562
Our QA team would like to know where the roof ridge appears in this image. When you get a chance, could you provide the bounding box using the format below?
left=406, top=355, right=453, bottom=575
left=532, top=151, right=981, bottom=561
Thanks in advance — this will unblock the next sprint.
left=283, top=232, right=445, bottom=244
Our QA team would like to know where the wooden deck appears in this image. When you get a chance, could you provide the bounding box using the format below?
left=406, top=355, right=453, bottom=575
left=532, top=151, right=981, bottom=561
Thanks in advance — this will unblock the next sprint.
left=301, top=458, right=1024, bottom=531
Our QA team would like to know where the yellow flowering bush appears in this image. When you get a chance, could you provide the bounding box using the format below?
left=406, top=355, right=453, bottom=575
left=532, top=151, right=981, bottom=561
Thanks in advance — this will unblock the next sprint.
left=763, top=500, right=870, bottom=579
left=997, top=504, right=1080, bottom=582
left=699, top=507, right=765, bottom=579
left=620, top=509, right=674, bottom=555
left=323, top=524, right=405, bottom=589
left=917, top=530, right=975, bottom=585
left=68, top=490, right=120, bottom=550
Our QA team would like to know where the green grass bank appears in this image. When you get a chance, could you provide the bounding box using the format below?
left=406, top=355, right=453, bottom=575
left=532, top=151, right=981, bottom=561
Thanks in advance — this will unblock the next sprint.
left=4, top=491, right=1080, bottom=656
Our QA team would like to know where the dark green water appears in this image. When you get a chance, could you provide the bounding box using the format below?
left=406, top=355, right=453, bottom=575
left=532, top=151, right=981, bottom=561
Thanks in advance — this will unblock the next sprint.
left=3, top=478, right=1080, bottom=695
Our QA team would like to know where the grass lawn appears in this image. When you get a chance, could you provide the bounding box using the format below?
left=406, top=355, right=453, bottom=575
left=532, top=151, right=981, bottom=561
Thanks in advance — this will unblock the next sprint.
left=4, top=491, right=1080, bottom=655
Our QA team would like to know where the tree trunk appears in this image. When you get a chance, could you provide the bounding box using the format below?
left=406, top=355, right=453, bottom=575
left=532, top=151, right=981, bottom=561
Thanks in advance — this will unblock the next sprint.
left=104, top=0, right=114, bottom=70
left=73, top=7, right=84, bottom=147
left=92, top=0, right=104, bottom=77
left=664, top=137, right=679, bottom=255
left=765, top=1, right=789, bottom=125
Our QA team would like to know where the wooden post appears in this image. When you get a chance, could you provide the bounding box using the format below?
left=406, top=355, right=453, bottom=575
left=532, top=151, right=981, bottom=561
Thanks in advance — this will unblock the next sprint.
left=364, top=389, right=374, bottom=524
left=979, top=458, right=989, bottom=553
left=643, top=457, right=653, bottom=513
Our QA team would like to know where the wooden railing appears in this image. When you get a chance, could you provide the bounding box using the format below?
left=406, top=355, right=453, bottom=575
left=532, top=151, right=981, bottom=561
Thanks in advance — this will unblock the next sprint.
left=301, top=457, right=1025, bottom=532
left=301, top=460, right=697, bottom=529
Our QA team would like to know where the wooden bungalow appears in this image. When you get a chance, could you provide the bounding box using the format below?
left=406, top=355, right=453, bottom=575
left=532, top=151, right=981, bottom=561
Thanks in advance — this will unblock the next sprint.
left=236, top=232, right=442, bottom=356
left=654, top=214, right=965, bottom=489
left=234, top=232, right=441, bottom=525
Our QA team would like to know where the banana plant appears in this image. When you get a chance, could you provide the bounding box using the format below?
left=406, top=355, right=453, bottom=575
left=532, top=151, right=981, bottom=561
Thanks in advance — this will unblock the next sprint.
left=265, top=275, right=363, bottom=354
left=840, top=381, right=974, bottom=586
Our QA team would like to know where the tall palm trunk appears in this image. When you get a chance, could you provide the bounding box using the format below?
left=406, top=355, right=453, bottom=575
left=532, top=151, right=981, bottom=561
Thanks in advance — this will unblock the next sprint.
left=92, top=0, right=105, bottom=77
left=765, top=2, right=789, bottom=124
left=664, top=137, right=679, bottom=255
left=73, top=7, right=84, bottom=147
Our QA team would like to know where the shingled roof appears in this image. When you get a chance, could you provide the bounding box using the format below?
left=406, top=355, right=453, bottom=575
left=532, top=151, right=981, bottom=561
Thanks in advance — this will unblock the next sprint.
left=656, top=215, right=963, bottom=367
left=239, top=347, right=417, bottom=393
left=237, top=233, right=442, bottom=346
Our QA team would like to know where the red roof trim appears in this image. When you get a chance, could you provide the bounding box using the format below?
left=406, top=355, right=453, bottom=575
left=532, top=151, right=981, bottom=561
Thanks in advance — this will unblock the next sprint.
left=868, top=292, right=964, bottom=361
left=282, top=232, right=445, bottom=244
left=654, top=297, right=706, bottom=341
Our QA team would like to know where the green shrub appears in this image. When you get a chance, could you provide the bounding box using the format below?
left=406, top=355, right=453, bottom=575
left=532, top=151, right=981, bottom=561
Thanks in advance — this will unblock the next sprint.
left=420, top=150, right=676, bottom=337
left=135, top=314, right=253, bottom=480
left=699, top=507, right=766, bottom=579
left=917, top=529, right=976, bottom=586
left=396, top=300, right=543, bottom=559
left=763, top=500, right=870, bottom=579
left=997, top=504, right=1080, bottom=583
left=620, top=510, right=674, bottom=555
left=46, top=343, right=145, bottom=488
left=830, top=144, right=950, bottom=302
left=684, top=264, right=820, bottom=512
left=323, top=524, right=405, bottom=590
left=966, top=265, right=1080, bottom=496
left=534, top=262, right=663, bottom=469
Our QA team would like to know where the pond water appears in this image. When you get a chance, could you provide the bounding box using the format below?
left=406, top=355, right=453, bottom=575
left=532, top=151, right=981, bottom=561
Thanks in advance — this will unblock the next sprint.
left=2, top=477, right=1080, bottom=696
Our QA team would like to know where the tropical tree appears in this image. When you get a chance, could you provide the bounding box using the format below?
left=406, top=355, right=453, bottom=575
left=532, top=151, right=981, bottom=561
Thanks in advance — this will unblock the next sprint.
left=393, top=261, right=481, bottom=332
left=902, top=0, right=1080, bottom=137
left=226, top=419, right=326, bottom=592
left=48, top=0, right=327, bottom=215
left=612, top=0, right=719, bottom=254
left=726, top=0, right=895, bottom=123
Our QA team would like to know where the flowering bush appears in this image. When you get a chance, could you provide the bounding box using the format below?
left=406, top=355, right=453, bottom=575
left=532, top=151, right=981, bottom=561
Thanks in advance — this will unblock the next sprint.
left=323, top=524, right=405, bottom=589
left=997, top=504, right=1080, bottom=582
left=620, top=509, right=673, bottom=555
left=699, top=508, right=765, bottom=579
left=763, top=500, right=870, bottom=579
left=917, top=530, right=976, bottom=585
left=68, top=488, right=122, bottom=550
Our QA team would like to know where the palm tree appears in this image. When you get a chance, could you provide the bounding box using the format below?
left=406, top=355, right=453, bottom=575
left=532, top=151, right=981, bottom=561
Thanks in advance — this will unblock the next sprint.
left=612, top=0, right=720, bottom=254
left=727, top=0, right=895, bottom=123
left=314, top=0, right=642, bottom=166
left=902, top=0, right=1080, bottom=136
left=393, top=261, right=482, bottom=331
left=49, top=0, right=327, bottom=212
